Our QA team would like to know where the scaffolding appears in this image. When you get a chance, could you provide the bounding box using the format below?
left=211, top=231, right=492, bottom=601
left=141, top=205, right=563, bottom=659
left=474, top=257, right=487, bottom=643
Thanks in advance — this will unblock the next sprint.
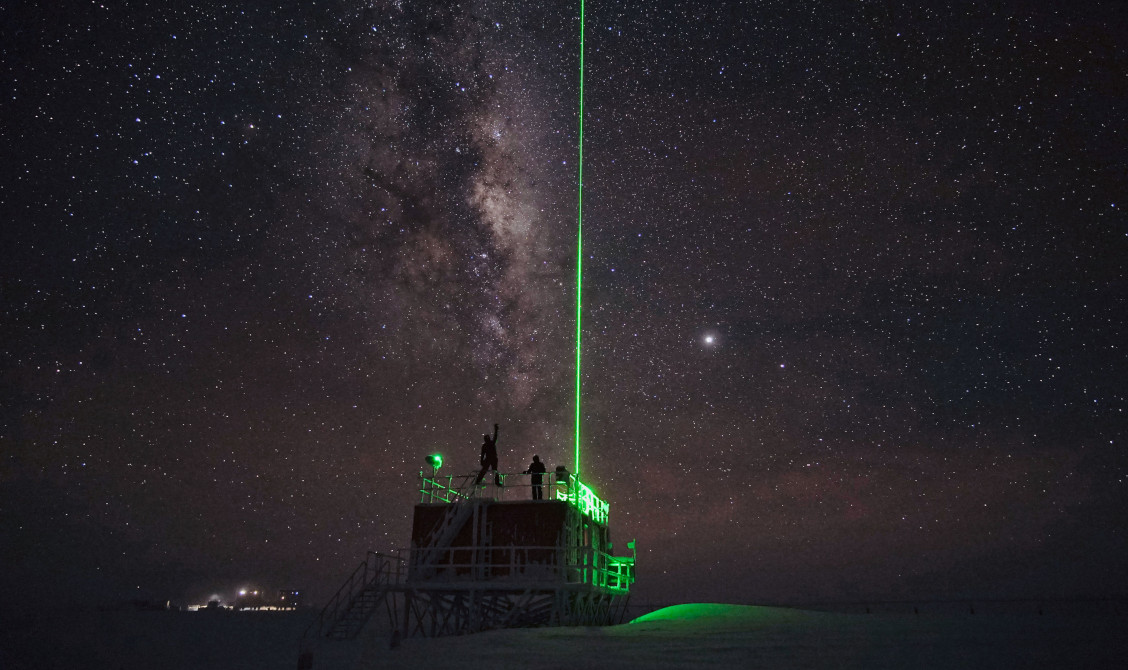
left=301, top=470, right=635, bottom=658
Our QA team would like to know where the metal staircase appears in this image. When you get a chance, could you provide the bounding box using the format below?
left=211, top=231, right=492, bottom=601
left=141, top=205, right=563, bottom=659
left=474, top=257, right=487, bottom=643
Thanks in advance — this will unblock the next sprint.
left=413, top=500, right=477, bottom=579
left=306, top=502, right=479, bottom=649
left=305, top=552, right=401, bottom=642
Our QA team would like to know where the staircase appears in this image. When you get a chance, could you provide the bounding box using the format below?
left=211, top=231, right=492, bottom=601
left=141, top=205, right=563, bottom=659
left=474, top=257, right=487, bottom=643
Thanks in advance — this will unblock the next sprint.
left=306, top=552, right=400, bottom=641
left=413, top=500, right=477, bottom=579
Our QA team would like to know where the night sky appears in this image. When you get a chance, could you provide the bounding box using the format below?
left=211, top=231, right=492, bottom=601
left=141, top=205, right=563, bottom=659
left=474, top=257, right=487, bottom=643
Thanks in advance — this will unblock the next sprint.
left=2, top=0, right=1126, bottom=611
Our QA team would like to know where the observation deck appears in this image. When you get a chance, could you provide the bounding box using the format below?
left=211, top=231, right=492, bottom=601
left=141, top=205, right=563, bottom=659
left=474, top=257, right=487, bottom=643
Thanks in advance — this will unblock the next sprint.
left=415, top=470, right=633, bottom=593
left=419, top=469, right=611, bottom=524
left=303, top=469, right=636, bottom=651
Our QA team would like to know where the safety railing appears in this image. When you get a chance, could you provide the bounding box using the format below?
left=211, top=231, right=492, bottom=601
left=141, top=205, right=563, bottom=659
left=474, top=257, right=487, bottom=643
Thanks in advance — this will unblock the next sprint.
left=404, top=544, right=634, bottom=593
left=304, top=552, right=404, bottom=640
left=419, top=470, right=610, bottom=525
left=605, top=554, right=635, bottom=591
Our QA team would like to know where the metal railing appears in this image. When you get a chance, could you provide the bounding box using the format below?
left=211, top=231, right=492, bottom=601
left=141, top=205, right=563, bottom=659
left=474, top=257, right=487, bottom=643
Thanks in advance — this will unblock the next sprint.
left=605, top=554, right=635, bottom=591
left=419, top=470, right=609, bottom=524
left=304, top=552, right=404, bottom=640
left=403, top=544, right=634, bottom=593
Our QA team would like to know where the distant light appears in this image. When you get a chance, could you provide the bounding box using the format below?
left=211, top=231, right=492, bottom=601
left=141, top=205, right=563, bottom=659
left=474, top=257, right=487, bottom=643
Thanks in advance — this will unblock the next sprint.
left=426, top=454, right=443, bottom=470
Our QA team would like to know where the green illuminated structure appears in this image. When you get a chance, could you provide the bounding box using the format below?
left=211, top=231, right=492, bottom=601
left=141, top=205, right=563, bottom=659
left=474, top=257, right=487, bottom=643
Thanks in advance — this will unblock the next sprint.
left=301, top=2, right=635, bottom=654
left=303, top=466, right=634, bottom=644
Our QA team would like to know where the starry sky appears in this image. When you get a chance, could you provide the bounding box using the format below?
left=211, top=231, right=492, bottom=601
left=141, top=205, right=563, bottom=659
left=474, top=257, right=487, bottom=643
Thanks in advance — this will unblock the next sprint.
left=2, top=0, right=1126, bottom=611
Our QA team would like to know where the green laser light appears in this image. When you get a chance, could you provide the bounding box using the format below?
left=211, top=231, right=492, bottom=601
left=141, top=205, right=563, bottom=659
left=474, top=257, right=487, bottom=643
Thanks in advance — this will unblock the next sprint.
left=574, top=0, right=586, bottom=478
left=426, top=454, right=443, bottom=470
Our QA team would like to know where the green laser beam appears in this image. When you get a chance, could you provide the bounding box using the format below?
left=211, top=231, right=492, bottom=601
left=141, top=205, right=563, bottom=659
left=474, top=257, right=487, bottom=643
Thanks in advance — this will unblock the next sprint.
left=574, top=0, right=585, bottom=477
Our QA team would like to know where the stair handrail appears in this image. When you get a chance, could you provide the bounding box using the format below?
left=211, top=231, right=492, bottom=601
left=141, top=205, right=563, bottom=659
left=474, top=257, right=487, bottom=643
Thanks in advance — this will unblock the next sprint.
left=304, top=551, right=403, bottom=642
left=414, top=501, right=476, bottom=578
left=305, top=558, right=367, bottom=641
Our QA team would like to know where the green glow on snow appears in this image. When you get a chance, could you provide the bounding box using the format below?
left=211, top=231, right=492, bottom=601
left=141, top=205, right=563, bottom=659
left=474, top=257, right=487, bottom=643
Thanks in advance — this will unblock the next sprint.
left=630, top=604, right=779, bottom=624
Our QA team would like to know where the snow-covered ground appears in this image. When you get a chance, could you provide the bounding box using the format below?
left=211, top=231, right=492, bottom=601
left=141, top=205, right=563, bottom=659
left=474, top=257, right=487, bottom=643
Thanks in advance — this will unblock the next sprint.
left=3, top=603, right=1124, bottom=669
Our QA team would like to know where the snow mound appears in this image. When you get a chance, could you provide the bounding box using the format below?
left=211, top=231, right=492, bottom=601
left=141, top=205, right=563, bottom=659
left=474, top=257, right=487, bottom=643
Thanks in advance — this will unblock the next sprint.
left=631, top=602, right=825, bottom=624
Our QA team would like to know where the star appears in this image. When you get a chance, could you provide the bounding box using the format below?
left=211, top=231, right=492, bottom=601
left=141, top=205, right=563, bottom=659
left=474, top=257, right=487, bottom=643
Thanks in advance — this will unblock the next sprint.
left=2, top=0, right=1122, bottom=614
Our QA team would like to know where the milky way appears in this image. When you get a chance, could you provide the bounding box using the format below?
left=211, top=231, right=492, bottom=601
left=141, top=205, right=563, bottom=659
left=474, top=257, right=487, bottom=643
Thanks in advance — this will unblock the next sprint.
left=2, top=0, right=1125, bottom=610
left=301, top=2, right=578, bottom=430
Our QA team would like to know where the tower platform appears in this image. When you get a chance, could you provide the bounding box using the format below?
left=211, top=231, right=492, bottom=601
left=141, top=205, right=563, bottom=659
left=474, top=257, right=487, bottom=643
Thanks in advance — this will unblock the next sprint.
left=303, top=470, right=635, bottom=650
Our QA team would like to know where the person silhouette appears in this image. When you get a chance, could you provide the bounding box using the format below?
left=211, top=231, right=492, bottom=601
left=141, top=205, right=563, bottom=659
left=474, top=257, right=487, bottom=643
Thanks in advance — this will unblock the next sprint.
left=524, top=455, right=546, bottom=500
left=474, top=423, right=501, bottom=486
left=554, top=465, right=570, bottom=495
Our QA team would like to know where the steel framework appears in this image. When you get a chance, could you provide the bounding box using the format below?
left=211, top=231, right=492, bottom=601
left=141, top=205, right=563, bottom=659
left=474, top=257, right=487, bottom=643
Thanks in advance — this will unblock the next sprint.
left=301, top=474, right=635, bottom=664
